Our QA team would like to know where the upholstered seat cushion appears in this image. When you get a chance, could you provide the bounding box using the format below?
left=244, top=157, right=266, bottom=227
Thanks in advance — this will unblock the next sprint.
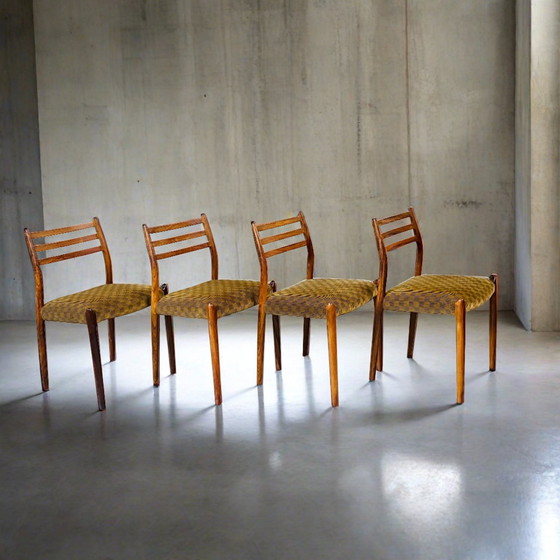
left=384, top=274, right=495, bottom=315
left=41, top=283, right=152, bottom=324
left=264, top=278, right=376, bottom=319
left=156, top=279, right=261, bottom=319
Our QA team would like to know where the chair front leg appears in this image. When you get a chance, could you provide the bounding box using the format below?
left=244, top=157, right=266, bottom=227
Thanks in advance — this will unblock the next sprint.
left=370, top=299, right=384, bottom=381
left=151, top=309, right=160, bottom=387
left=108, top=318, right=116, bottom=362
left=161, top=284, right=176, bottom=374
left=455, top=299, right=466, bottom=405
left=256, top=305, right=266, bottom=386
left=36, top=314, right=49, bottom=392
left=407, top=312, right=418, bottom=359
left=489, top=273, right=498, bottom=371
left=86, top=308, right=106, bottom=411
left=326, top=303, right=339, bottom=407
left=207, top=304, right=222, bottom=406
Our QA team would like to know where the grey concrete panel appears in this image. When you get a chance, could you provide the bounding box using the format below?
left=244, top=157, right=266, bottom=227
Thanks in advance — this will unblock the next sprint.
left=0, top=0, right=43, bottom=319
left=33, top=1, right=514, bottom=308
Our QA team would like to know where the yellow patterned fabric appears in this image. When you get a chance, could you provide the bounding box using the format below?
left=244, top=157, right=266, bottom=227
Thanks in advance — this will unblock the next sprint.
left=264, top=278, right=376, bottom=319
left=41, top=283, right=151, bottom=324
left=384, top=274, right=495, bottom=315
left=156, top=279, right=261, bottom=319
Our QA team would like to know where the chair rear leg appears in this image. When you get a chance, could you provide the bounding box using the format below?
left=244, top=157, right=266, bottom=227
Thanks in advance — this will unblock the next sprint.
left=161, top=284, right=176, bottom=374
left=489, top=273, right=498, bottom=371
left=455, top=300, right=466, bottom=405
left=36, top=315, right=49, bottom=392
left=164, top=316, right=176, bottom=374
left=86, top=309, right=106, bottom=411
left=303, top=317, right=310, bottom=357
left=407, top=312, right=418, bottom=359
left=326, top=304, right=339, bottom=407
left=207, top=304, right=222, bottom=405
left=272, top=315, right=281, bottom=371
left=256, top=306, right=266, bottom=386
left=108, top=318, right=116, bottom=362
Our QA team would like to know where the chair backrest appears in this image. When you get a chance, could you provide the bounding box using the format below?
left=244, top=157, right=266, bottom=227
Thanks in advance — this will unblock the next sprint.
left=24, top=217, right=113, bottom=308
left=251, top=211, right=314, bottom=296
left=143, top=214, right=218, bottom=301
left=372, top=207, right=424, bottom=294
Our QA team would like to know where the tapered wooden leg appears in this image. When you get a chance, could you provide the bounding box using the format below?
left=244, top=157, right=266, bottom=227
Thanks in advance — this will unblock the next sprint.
left=272, top=315, right=281, bottom=371
left=36, top=314, right=49, bottom=392
left=370, top=299, right=384, bottom=381
left=86, top=309, right=106, bottom=411
left=407, top=312, right=418, bottom=358
left=256, top=306, right=266, bottom=386
left=326, top=303, right=339, bottom=407
left=151, top=309, right=160, bottom=387
left=455, top=299, right=466, bottom=405
left=489, top=273, right=498, bottom=371
left=303, top=317, right=311, bottom=357
left=207, top=304, right=222, bottom=406
left=161, top=284, right=176, bottom=374
left=108, top=318, right=116, bottom=362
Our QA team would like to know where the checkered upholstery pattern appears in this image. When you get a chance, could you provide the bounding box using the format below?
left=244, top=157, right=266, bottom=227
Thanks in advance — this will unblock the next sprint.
left=384, top=274, right=495, bottom=315
left=41, top=283, right=152, bottom=324
left=156, top=279, right=262, bottom=319
left=264, top=278, right=376, bottom=319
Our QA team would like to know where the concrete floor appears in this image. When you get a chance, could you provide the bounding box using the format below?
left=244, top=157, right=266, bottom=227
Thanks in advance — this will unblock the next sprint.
left=1, top=309, right=560, bottom=559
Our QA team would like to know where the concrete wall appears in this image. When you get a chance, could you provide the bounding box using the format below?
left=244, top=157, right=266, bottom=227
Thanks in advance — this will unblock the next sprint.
left=31, top=0, right=515, bottom=307
left=0, top=0, right=43, bottom=319
left=515, top=0, right=560, bottom=331
left=515, top=0, right=531, bottom=329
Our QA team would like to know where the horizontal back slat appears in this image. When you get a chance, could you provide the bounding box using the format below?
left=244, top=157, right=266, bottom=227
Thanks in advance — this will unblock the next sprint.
left=28, top=221, right=94, bottom=239
left=256, top=215, right=301, bottom=232
left=385, top=237, right=417, bottom=253
left=38, top=246, right=103, bottom=265
left=261, top=227, right=304, bottom=245
left=156, top=242, right=211, bottom=260
left=376, top=211, right=412, bottom=227
left=151, top=230, right=206, bottom=248
left=34, top=233, right=99, bottom=253
left=264, top=240, right=307, bottom=259
left=146, top=218, right=202, bottom=235
left=381, top=223, right=414, bottom=239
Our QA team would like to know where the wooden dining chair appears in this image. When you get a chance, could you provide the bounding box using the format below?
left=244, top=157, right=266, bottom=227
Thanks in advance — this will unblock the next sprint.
left=24, top=218, right=152, bottom=410
left=371, top=207, right=498, bottom=404
left=143, top=214, right=262, bottom=405
left=251, top=211, right=377, bottom=407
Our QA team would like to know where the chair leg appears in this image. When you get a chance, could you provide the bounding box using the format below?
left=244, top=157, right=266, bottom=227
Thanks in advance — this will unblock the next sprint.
left=370, top=300, right=384, bottom=381
left=151, top=310, right=160, bottom=387
left=256, top=306, right=266, bottom=386
left=303, top=317, right=311, bottom=357
left=407, top=312, right=418, bottom=359
left=164, top=316, right=176, bottom=374
left=489, top=273, right=498, bottom=371
left=108, top=318, right=116, bottom=362
left=161, top=285, right=176, bottom=374
left=86, top=309, right=106, bottom=411
left=326, top=303, right=339, bottom=407
left=207, top=304, right=222, bottom=406
left=455, top=300, right=466, bottom=405
left=272, top=315, right=281, bottom=371
left=36, top=315, right=49, bottom=392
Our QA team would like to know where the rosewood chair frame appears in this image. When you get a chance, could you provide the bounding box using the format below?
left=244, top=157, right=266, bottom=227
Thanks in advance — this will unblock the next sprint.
left=143, top=214, right=260, bottom=405
left=371, top=207, right=498, bottom=404
left=24, top=217, right=150, bottom=410
left=252, top=211, right=376, bottom=407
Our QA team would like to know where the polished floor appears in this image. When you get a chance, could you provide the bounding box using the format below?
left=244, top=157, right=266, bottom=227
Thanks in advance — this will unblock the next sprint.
left=1, top=309, right=560, bottom=559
